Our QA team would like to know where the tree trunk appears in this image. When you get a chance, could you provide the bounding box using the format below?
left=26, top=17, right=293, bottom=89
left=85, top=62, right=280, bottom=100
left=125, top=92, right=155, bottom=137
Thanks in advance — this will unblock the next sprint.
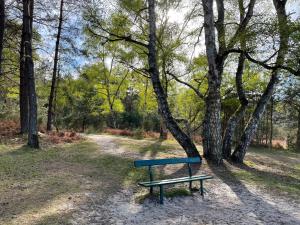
left=231, top=73, right=277, bottom=162
left=222, top=0, right=250, bottom=159
left=0, top=0, right=4, bottom=74
left=159, top=115, right=168, bottom=140
left=47, top=0, right=64, bottom=131
left=231, top=0, right=288, bottom=163
left=23, top=0, right=39, bottom=148
left=110, top=108, right=117, bottom=128
left=53, top=61, right=61, bottom=132
left=269, top=98, right=273, bottom=149
left=296, top=110, right=300, bottom=152
left=201, top=0, right=223, bottom=164
left=222, top=52, right=248, bottom=158
left=222, top=105, right=248, bottom=158
left=19, top=22, right=29, bottom=134
left=147, top=0, right=200, bottom=158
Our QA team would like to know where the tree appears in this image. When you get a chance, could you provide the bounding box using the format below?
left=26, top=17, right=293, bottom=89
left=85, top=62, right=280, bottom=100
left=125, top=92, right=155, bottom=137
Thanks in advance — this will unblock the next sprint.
left=47, top=0, right=64, bottom=131
left=20, top=1, right=28, bottom=134
left=282, top=77, right=300, bottom=151
left=147, top=0, right=199, bottom=157
left=222, top=0, right=249, bottom=159
left=200, top=0, right=256, bottom=164
left=231, top=0, right=289, bottom=162
left=22, top=0, right=39, bottom=148
left=84, top=0, right=200, bottom=158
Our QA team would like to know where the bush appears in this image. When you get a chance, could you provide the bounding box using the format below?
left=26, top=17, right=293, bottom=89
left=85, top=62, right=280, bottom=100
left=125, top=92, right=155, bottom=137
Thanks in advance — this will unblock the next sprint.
left=133, top=128, right=144, bottom=139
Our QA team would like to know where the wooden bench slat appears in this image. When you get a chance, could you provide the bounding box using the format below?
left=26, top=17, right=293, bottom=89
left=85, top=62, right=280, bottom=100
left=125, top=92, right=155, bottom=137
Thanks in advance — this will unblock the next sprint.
left=138, top=175, right=213, bottom=187
left=134, top=157, right=201, bottom=167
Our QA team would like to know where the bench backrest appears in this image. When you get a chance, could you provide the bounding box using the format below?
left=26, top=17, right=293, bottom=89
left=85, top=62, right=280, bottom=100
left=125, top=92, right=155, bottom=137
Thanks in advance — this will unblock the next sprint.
left=134, top=157, right=201, bottom=167
left=134, top=157, right=201, bottom=182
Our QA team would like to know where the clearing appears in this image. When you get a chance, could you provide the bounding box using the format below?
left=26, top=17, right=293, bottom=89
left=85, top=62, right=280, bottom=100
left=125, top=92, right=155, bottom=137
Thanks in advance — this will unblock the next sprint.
left=0, top=134, right=299, bottom=225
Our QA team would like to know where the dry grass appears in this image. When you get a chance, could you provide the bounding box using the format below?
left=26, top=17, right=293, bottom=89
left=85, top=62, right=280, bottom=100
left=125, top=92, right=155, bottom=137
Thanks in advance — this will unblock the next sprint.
left=0, top=134, right=299, bottom=224
left=0, top=120, right=82, bottom=146
left=0, top=141, right=147, bottom=225
left=104, top=128, right=160, bottom=139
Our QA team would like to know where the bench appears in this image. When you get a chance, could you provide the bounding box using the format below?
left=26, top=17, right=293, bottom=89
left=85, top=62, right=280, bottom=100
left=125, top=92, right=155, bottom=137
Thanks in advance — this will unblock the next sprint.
left=134, top=157, right=213, bottom=204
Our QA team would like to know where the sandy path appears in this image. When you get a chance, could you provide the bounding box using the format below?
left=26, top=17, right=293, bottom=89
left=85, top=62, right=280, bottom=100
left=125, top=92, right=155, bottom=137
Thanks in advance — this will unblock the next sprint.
left=71, top=134, right=300, bottom=225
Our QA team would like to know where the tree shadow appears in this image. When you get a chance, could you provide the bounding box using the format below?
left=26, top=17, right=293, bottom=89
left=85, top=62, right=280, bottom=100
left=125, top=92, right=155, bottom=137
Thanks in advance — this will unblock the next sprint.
left=207, top=161, right=300, bottom=224
left=228, top=160, right=300, bottom=188
left=0, top=142, right=149, bottom=225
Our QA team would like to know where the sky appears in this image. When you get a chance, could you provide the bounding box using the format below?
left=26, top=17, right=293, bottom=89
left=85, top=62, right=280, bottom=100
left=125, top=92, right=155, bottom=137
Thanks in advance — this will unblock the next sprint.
left=37, top=0, right=300, bottom=78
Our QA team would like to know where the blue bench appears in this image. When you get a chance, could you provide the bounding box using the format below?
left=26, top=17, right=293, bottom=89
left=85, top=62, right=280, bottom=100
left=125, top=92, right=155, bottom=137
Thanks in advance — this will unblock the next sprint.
left=134, top=157, right=213, bottom=204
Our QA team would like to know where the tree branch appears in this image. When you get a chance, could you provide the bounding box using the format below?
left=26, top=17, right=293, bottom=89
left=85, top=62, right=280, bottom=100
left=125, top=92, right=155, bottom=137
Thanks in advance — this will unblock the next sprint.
left=224, top=49, right=300, bottom=76
left=166, top=71, right=204, bottom=99
left=87, top=24, right=149, bottom=48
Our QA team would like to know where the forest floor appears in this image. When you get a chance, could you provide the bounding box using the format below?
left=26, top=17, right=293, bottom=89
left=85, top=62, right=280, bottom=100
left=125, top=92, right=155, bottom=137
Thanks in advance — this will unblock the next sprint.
left=0, top=134, right=299, bottom=225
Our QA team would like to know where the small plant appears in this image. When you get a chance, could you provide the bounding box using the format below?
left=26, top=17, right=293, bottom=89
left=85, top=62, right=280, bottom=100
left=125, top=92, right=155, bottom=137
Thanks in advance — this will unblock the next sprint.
left=133, top=128, right=144, bottom=139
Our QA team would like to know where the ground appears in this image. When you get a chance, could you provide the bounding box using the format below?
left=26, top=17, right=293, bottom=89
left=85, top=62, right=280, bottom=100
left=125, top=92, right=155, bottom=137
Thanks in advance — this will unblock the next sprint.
left=0, top=134, right=299, bottom=225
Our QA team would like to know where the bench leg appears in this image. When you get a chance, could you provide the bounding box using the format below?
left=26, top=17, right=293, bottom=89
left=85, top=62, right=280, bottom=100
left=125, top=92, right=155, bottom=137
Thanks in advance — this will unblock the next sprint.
left=159, top=185, right=164, bottom=204
left=189, top=181, right=192, bottom=191
left=200, top=180, right=204, bottom=196
left=150, top=186, right=153, bottom=195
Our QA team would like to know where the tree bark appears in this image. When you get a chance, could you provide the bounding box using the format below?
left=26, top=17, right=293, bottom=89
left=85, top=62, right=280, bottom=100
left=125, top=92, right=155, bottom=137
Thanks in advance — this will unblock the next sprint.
left=222, top=54, right=248, bottom=158
left=0, top=0, right=4, bottom=74
left=23, top=0, right=39, bottom=148
left=222, top=0, right=249, bottom=159
left=159, top=116, right=168, bottom=140
left=231, top=0, right=288, bottom=163
left=47, top=0, right=64, bottom=131
left=201, top=0, right=223, bottom=164
left=268, top=98, right=273, bottom=149
left=231, top=72, right=277, bottom=162
left=53, top=62, right=61, bottom=132
left=147, top=0, right=200, bottom=158
left=20, top=0, right=28, bottom=134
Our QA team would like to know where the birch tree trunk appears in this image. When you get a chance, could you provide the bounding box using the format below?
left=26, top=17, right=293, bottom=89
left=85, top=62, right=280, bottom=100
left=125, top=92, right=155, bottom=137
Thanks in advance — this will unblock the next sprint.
left=147, top=0, right=200, bottom=158
left=47, top=0, right=64, bottom=131
left=23, top=0, right=39, bottom=148
left=222, top=0, right=248, bottom=158
left=201, top=0, right=223, bottom=164
left=231, top=0, right=288, bottom=163
left=222, top=54, right=248, bottom=158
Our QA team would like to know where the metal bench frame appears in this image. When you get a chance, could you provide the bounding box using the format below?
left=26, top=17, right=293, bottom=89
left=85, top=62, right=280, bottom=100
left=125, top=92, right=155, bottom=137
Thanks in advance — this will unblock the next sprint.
left=134, top=157, right=213, bottom=204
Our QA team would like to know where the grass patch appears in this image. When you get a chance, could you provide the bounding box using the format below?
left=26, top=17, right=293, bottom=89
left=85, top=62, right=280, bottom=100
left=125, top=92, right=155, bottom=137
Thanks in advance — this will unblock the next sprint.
left=1, top=135, right=299, bottom=224
left=229, top=150, right=300, bottom=197
left=232, top=169, right=300, bottom=196
left=0, top=141, right=149, bottom=225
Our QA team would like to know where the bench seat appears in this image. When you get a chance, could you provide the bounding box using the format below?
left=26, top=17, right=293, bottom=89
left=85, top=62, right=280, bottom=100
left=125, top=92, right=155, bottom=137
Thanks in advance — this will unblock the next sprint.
left=138, top=175, right=213, bottom=187
left=134, top=157, right=213, bottom=204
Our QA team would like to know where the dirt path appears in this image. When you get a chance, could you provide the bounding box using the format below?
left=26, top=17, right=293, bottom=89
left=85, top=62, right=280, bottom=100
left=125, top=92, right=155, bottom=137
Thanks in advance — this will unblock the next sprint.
left=71, top=134, right=300, bottom=225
